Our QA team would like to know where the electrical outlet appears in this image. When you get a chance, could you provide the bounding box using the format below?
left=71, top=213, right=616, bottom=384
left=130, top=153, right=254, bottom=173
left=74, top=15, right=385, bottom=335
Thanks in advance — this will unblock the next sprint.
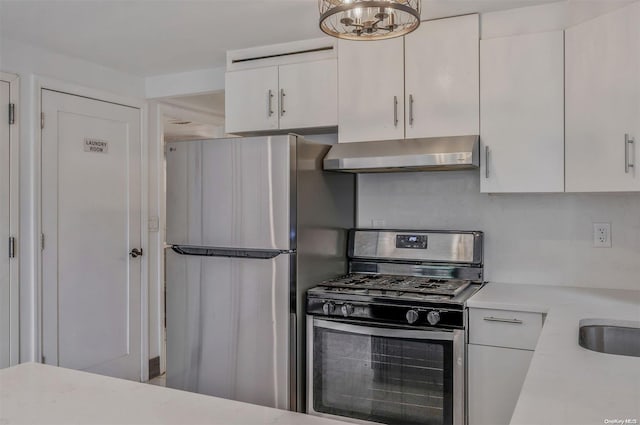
left=593, top=223, right=611, bottom=248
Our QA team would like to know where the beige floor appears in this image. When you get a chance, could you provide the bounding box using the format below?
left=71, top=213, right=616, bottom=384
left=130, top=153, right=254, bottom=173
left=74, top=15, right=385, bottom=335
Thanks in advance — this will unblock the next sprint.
left=147, top=374, right=166, bottom=387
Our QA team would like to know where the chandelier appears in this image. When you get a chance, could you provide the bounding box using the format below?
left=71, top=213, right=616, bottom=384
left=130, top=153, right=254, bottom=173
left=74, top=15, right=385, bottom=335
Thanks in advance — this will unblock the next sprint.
left=319, top=0, right=421, bottom=41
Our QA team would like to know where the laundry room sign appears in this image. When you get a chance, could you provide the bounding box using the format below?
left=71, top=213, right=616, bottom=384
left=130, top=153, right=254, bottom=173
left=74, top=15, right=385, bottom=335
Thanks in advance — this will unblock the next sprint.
left=84, top=138, right=109, bottom=154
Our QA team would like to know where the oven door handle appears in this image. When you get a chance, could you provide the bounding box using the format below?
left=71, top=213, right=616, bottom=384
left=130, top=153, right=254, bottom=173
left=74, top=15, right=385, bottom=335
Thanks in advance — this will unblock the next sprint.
left=313, top=318, right=457, bottom=341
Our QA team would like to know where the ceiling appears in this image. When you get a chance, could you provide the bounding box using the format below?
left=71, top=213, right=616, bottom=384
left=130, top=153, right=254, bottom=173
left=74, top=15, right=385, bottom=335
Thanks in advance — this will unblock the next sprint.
left=0, top=0, right=564, bottom=77
left=163, top=92, right=226, bottom=117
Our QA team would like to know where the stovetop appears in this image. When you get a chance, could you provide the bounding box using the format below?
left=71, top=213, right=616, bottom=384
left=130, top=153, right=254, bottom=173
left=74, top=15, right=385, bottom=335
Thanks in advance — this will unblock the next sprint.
left=321, top=273, right=471, bottom=296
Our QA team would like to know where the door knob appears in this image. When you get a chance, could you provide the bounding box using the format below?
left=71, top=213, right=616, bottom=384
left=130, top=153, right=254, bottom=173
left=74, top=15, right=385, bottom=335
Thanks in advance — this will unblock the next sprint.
left=130, top=248, right=143, bottom=258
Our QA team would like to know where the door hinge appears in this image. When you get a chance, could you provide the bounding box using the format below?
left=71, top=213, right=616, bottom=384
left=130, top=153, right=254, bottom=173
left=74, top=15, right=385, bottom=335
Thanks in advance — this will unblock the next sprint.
left=40, top=112, right=44, bottom=129
left=8, top=103, right=15, bottom=125
left=8, top=236, right=15, bottom=259
left=41, top=233, right=45, bottom=250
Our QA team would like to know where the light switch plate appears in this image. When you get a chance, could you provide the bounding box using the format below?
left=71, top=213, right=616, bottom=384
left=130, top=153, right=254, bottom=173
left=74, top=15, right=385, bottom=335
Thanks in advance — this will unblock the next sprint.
left=149, top=216, right=160, bottom=232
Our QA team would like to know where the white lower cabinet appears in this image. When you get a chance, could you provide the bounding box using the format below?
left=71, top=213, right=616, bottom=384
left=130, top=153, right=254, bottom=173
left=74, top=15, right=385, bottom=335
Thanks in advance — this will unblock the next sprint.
left=468, top=308, right=543, bottom=425
left=468, top=344, right=534, bottom=425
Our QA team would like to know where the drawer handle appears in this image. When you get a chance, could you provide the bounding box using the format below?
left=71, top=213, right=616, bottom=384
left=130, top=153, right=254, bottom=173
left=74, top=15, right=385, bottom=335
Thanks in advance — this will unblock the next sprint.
left=483, top=316, right=523, bottom=324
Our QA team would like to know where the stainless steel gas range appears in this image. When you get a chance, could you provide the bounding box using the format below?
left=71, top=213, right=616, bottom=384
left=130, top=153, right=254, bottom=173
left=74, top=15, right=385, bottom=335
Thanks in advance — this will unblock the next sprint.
left=306, top=229, right=484, bottom=425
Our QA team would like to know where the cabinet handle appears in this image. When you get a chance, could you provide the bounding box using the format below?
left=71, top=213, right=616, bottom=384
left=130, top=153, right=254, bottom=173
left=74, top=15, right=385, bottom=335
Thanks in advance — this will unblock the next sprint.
left=393, top=96, right=398, bottom=127
left=280, top=89, right=286, bottom=117
left=267, top=90, right=274, bottom=117
left=409, top=94, right=414, bottom=126
left=485, top=145, right=490, bottom=179
left=483, top=316, right=523, bottom=324
left=625, top=133, right=634, bottom=173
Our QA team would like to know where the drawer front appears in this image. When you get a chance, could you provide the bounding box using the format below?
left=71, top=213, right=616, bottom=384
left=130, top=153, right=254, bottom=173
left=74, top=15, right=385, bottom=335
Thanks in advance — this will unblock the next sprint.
left=469, top=308, right=542, bottom=350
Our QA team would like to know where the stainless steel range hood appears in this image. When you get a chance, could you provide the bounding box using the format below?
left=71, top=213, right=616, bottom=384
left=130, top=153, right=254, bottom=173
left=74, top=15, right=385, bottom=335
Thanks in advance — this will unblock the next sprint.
left=323, top=135, right=479, bottom=173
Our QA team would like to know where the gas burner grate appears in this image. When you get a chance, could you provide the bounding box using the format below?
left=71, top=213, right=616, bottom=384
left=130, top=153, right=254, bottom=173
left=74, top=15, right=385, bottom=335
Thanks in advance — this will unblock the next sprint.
left=323, top=273, right=471, bottom=297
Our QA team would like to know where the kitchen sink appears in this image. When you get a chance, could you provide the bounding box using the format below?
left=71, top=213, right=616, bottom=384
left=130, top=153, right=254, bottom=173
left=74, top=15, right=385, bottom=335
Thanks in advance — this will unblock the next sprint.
left=579, top=319, right=640, bottom=358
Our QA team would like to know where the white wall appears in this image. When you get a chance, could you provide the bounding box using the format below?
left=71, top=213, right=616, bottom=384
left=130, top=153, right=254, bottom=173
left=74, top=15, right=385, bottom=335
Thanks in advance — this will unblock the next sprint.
left=0, top=37, right=145, bottom=362
left=480, top=0, right=636, bottom=40
left=145, top=67, right=225, bottom=99
left=146, top=102, right=164, bottom=370
left=357, top=171, right=640, bottom=289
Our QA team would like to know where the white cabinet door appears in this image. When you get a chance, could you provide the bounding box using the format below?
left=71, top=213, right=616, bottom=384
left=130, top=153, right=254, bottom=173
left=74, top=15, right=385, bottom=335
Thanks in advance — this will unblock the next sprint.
left=480, top=31, right=564, bottom=193
left=468, top=344, right=534, bottom=425
left=565, top=2, right=640, bottom=192
left=405, top=14, right=479, bottom=139
left=225, top=67, right=279, bottom=134
left=279, top=59, right=337, bottom=130
left=338, top=38, right=405, bottom=143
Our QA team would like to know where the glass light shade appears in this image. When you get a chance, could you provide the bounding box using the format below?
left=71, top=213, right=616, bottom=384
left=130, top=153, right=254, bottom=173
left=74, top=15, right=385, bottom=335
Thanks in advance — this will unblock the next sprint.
left=319, top=0, right=421, bottom=40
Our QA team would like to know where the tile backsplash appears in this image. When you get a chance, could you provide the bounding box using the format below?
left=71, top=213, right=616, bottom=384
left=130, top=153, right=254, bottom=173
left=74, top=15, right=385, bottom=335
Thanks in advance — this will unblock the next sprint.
left=357, top=171, right=640, bottom=290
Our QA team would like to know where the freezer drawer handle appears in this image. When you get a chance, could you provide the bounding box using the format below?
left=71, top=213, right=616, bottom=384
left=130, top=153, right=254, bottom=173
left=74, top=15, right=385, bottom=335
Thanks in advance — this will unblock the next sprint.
left=130, top=248, right=143, bottom=258
left=171, top=245, right=286, bottom=259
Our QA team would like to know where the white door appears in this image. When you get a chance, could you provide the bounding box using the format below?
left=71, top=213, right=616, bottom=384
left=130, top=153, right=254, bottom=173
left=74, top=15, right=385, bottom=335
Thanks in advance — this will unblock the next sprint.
left=279, top=59, right=337, bottom=130
left=405, top=14, right=479, bottom=139
left=0, top=79, right=14, bottom=369
left=338, top=38, right=405, bottom=143
left=225, top=67, right=279, bottom=134
left=480, top=31, right=564, bottom=193
left=565, top=2, right=640, bottom=192
left=41, top=89, right=142, bottom=380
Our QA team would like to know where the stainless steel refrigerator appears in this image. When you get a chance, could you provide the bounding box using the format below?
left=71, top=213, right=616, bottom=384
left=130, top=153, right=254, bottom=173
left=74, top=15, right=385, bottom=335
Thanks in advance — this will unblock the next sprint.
left=165, top=134, right=354, bottom=411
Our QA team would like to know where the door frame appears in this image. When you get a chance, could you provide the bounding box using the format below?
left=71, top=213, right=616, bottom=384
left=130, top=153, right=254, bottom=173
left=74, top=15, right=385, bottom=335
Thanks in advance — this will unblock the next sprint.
left=34, top=76, right=149, bottom=381
left=1, top=71, right=20, bottom=366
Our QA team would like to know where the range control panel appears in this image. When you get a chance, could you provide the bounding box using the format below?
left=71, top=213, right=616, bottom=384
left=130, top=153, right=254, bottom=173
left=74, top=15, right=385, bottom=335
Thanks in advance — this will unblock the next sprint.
left=396, top=234, right=428, bottom=249
left=307, top=298, right=464, bottom=329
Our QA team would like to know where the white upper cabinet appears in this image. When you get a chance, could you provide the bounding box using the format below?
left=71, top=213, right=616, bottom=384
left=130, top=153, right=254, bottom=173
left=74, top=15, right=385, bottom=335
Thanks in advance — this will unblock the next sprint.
left=338, top=14, right=479, bottom=143
left=405, top=14, right=479, bottom=139
left=279, top=59, right=337, bottom=130
left=338, top=38, right=405, bottom=143
left=480, top=31, right=565, bottom=193
left=225, top=39, right=338, bottom=134
left=225, top=67, right=279, bottom=134
left=565, top=2, right=640, bottom=192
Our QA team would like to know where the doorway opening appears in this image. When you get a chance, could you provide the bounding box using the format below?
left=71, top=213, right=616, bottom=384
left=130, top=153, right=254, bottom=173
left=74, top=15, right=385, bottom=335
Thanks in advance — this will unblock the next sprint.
left=148, top=90, right=226, bottom=386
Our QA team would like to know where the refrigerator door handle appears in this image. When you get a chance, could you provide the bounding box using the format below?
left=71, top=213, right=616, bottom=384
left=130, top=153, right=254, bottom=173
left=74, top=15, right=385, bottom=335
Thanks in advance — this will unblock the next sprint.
left=171, top=245, right=292, bottom=259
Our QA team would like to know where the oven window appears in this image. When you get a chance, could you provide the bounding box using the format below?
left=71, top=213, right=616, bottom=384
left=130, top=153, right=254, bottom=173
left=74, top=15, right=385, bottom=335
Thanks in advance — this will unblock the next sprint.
left=313, top=324, right=454, bottom=425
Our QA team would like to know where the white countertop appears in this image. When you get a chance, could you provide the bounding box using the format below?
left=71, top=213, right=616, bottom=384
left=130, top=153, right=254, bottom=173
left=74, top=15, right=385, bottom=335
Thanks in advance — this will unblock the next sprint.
left=0, top=363, right=349, bottom=425
left=468, top=283, right=640, bottom=425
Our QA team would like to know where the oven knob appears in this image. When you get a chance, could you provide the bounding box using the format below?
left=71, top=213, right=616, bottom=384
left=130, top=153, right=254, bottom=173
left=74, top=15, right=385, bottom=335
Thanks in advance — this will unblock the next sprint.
left=427, top=311, right=441, bottom=325
left=322, top=302, right=335, bottom=315
left=406, top=310, right=419, bottom=324
left=340, top=303, right=354, bottom=317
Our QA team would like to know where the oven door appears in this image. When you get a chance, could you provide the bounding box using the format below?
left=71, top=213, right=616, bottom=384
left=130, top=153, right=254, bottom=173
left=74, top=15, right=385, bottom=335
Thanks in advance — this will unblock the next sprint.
left=307, top=316, right=465, bottom=425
